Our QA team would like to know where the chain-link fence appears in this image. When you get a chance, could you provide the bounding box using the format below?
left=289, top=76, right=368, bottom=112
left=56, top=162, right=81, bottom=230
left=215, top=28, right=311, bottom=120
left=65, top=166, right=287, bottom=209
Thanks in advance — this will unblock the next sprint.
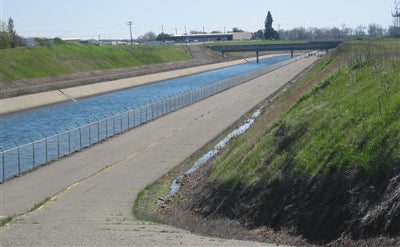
left=0, top=54, right=308, bottom=182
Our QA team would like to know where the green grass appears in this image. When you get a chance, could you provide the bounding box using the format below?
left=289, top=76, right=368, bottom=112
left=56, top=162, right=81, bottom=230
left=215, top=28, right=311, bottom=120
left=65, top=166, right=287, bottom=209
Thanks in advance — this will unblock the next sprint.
left=133, top=177, right=173, bottom=223
left=0, top=43, right=193, bottom=82
left=0, top=216, right=13, bottom=226
left=0, top=196, right=51, bottom=227
left=210, top=39, right=400, bottom=188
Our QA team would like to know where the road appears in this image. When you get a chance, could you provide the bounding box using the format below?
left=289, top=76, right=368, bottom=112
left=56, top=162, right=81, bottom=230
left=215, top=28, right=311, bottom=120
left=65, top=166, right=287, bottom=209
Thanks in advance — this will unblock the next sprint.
left=0, top=56, right=317, bottom=246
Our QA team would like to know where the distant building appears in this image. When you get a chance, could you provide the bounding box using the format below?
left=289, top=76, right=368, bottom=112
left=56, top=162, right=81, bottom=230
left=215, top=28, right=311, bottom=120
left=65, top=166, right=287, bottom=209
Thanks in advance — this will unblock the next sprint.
left=169, top=33, right=232, bottom=43
left=62, top=38, right=82, bottom=43
left=22, top=37, right=38, bottom=47
left=167, top=32, right=252, bottom=43
left=85, top=39, right=100, bottom=45
left=232, top=32, right=252, bottom=41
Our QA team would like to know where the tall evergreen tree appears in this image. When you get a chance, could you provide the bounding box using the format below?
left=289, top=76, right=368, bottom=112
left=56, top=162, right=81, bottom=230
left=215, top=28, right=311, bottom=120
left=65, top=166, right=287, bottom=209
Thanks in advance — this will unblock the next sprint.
left=7, top=18, right=18, bottom=48
left=264, top=11, right=279, bottom=40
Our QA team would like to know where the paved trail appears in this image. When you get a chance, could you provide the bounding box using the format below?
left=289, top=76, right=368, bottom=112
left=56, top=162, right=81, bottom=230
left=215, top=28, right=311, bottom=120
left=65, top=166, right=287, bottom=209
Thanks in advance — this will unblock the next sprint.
left=0, top=56, right=317, bottom=246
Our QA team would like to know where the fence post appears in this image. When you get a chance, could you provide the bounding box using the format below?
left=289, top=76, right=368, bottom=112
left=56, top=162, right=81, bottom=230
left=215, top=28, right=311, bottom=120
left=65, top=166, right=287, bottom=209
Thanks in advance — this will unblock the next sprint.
left=139, top=107, right=142, bottom=125
left=57, top=134, right=60, bottom=158
left=16, top=145, right=21, bottom=175
left=152, top=103, right=155, bottom=119
left=112, top=115, right=115, bottom=135
left=120, top=115, right=123, bottom=133
left=1, top=149, right=5, bottom=182
left=45, top=137, right=48, bottom=164
left=145, top=105, right=148, bottom=122
left=79, top=127, right=82, bottom=149
left=132, top=109, right=136, bottom=128
left=68, top=131, right=71, bottom=155
left=89, top=124, right=92, bottom=146
left=105, top=118, right=108, bottom=138
left=32, top=142, right=36, bottom=169
left=128, top=110, right=131, bottom=129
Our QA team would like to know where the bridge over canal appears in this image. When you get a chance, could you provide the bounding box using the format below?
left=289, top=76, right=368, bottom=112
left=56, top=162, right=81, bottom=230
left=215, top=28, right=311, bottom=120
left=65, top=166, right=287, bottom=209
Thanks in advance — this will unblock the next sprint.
left=209, top=40, right=343, bottom=63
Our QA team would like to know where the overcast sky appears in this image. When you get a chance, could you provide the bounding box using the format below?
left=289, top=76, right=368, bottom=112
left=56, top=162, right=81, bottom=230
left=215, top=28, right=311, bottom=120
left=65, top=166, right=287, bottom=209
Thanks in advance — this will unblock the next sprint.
left=1, top=0, right=396, bottom=39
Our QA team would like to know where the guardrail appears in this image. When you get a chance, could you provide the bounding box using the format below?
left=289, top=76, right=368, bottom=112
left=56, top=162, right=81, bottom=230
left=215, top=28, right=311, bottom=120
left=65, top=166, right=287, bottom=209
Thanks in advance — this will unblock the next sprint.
left=0, top=53, right=310, bottom=182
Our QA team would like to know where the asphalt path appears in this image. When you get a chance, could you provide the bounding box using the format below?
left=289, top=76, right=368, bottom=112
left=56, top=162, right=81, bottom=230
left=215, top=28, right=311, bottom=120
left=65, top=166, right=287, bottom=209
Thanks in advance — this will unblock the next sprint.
left=0, top=56, right=317, bottom=246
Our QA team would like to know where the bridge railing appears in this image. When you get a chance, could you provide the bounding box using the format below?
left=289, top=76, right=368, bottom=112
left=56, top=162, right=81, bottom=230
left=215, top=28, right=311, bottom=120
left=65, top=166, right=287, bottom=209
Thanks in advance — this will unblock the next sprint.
left=0, top=53, right=310, bottom=182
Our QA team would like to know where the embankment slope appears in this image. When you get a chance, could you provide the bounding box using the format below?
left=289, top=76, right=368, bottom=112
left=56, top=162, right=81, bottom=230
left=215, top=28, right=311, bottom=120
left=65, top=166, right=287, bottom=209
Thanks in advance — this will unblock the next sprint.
left=0, top=43, right=192, bottom=83
left=154, top=39, right=400, bottom=246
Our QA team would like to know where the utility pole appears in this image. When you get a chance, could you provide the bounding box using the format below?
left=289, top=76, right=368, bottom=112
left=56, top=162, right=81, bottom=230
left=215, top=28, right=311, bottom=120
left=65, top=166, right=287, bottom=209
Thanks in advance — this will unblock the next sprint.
left=203, top=26, right=205, bottom=33
left=162, top=25, right=164, bottom=34
left=393, top=0, right=400, bottom=27
left=224, top=26, right=226, bottom=33
left=184, top=25, right=187, bottom=35
left=175, top=28, right=178, bottom=35
left=127, top=21, right=133, bottom=45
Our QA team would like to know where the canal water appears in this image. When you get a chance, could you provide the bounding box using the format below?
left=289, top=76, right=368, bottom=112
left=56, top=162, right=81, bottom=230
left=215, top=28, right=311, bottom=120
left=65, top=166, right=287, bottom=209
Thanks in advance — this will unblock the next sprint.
left=0, top=55, right=291, bottom=150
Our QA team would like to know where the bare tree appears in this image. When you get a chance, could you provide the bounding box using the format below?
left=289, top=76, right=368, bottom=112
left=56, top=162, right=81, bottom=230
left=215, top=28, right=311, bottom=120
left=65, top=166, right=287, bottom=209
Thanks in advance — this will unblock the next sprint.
left=368, top=24, right=384, bottom=37
left=137, top=31, right=157, bottom=43
left=354, top=25, right=367, bottom=36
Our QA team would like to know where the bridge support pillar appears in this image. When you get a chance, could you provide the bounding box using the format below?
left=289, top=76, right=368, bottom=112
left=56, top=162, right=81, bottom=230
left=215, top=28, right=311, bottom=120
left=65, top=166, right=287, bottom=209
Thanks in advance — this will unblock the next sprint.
left=291, top=49, right=294, bottom=58
left=256, top=50, right=259, bottom=63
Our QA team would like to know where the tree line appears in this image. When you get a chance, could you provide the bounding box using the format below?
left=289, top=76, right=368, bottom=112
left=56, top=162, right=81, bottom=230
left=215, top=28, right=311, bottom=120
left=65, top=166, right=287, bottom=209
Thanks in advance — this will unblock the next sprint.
left=0, top=18, right=24, bottom=49
left=254, top=11, right=400, bottom=40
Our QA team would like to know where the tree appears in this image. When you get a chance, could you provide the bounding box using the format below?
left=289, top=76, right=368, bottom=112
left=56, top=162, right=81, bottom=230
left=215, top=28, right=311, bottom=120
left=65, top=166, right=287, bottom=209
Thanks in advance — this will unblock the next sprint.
left=8, top=17, right=18, bottom=48
left=5, top=18, right=23, bottom=48
left=389, top=25, right=400, bottom=37
left=0, top=18, right=24, bottom=49
left=156, top=32, right=171, bottom=41
left=252, top=29, right=264, bottom=39
left=0, top=31, right=9, bottom=49
left=232, top=27, right=244, bottom=32
left=368, top=24, right=384, bottom=37
left=264, top=11, right=279, bottom=39
left=0, top=20, right=9, bottom=49
left=354, top=25, right=366, bottom=36
left=137, top=31, right=157, bottom=43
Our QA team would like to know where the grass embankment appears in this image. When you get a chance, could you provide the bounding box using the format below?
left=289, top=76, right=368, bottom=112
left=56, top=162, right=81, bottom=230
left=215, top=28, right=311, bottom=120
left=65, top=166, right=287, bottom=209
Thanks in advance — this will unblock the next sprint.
left=135, top=39, right=400, bottom=246
left=213, top=40, right=400, bottom=184
left=187, top=39, right=400, bottom=244
left=0, top=43, right=192, bottom=82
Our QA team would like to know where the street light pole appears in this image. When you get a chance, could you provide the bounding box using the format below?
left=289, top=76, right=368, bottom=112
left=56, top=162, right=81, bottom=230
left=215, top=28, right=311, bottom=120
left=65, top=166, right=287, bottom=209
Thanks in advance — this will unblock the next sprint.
left=127, top=21, right=133, bottom=45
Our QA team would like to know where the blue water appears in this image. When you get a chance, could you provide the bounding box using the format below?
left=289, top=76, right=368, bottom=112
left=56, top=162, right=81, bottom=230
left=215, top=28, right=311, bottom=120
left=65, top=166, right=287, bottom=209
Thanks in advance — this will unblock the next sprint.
left=0, top=56, right=291, bottom=150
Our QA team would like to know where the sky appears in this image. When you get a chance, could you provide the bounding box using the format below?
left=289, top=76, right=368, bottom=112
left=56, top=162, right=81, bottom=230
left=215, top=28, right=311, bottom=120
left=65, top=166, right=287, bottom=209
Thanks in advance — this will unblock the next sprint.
left=1, top=0, right=396, bottom=39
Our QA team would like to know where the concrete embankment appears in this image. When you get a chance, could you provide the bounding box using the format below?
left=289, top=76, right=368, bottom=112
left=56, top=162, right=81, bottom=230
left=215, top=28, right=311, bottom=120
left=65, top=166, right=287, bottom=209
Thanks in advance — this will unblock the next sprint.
left=0, top=54, right=279, bottom=115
